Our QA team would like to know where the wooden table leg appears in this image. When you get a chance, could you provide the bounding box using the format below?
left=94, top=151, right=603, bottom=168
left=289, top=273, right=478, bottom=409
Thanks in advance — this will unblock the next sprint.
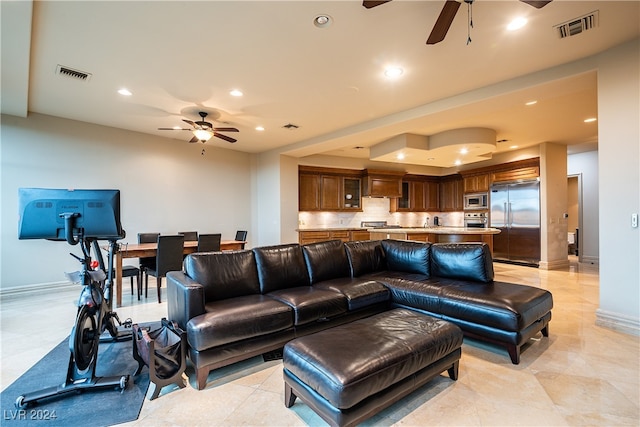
left=115, top=250, right=123, bottom=307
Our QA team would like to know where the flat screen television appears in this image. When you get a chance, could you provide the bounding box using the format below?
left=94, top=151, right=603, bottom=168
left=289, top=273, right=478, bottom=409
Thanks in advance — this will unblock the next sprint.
left=18, top=188, right=124, bottom=243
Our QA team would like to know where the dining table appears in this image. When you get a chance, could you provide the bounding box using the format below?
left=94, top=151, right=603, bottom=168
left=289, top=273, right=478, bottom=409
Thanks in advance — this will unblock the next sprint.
left=112, top=240, right=245, bottom=307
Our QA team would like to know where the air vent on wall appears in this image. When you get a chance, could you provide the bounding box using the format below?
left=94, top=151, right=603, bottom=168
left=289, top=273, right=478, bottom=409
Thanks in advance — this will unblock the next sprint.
left=554, top=10, right=598, bottom=39
left=56, top=65, right=92, bottom=82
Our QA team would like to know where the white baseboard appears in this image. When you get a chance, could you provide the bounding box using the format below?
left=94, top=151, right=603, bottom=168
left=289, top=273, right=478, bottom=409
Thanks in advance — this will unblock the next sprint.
left=596, top=309, right=640, bottom=336
left=0, top=281, right=75, bottom=299
left=539, top=259, right=571, bottom=270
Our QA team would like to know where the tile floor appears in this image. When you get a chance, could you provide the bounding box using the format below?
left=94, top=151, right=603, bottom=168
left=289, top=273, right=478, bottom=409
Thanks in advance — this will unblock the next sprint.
left=1, top=258, right=639, bottom=426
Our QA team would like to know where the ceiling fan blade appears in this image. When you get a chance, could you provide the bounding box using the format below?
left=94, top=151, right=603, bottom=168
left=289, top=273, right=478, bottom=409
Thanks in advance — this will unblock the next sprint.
left=212, top=127, right=239, bottom=132
left=520, top=0, right=552, bottom=8
left=214, top=132, right=237, bottom=143
left=362, top=0, right=391, bottom=9
left=426, top=0, right=461, bottom=45
left=188, top=136, right=199, bottom=143
left=182, top=119, right=196, bottom=127
left=158, top=127, right=190, bottom=131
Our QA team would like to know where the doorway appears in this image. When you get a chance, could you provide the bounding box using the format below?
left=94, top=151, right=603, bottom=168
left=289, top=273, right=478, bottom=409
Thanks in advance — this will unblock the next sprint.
left=567, top=174, right=583, bottom=263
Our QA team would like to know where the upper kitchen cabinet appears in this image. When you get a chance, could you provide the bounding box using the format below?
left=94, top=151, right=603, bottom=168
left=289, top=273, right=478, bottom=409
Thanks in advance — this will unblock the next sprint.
left=391, top=175, right=439, bottom=212
left=299, top=166, right=362, bottom=212
left=362, top=169, right=404, bottom=198
left=439, top=174, right=464, bottom=212
left=491, top=165, right=540, bottom=183
left=299, top=173, right=321, bottom=211
left=462, top=173, right=489, bottom=193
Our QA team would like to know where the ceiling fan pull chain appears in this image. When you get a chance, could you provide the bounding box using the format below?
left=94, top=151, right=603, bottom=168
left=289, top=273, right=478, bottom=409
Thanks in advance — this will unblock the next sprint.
left=467, top=1, right=473, bottom=45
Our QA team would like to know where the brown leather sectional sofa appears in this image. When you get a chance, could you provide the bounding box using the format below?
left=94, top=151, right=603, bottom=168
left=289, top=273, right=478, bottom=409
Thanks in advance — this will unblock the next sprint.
left=167, top=239, right=553, bottom=390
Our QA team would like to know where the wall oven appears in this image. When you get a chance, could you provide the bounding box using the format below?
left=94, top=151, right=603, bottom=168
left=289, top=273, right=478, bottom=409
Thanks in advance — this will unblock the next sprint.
left=464, top=192, right=488, bottom=210
left=464, top=212, right=488, bottom=228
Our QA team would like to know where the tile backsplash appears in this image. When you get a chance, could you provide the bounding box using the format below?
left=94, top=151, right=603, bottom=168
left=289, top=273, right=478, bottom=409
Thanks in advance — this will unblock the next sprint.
left=298, top=198, right=464, bottom=229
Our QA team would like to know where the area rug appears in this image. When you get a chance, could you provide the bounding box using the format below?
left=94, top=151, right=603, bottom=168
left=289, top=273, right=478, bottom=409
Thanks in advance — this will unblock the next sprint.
left=0, top=334, right=150, bottom=426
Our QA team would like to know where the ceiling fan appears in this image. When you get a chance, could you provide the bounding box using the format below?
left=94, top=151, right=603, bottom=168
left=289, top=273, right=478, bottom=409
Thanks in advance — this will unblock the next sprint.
left=158, top=111, right=239, bottom=143
left=363, top=0, right=553, bottom=45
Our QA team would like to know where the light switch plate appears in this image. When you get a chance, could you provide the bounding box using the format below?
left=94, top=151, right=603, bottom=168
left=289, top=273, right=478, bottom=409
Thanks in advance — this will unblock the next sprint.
left=632, top=213, right=638, bottom=228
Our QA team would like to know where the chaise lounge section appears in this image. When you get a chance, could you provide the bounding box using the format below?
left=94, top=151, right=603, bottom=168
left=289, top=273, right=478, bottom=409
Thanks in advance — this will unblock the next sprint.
left=167, top=239, right=552, bottom=390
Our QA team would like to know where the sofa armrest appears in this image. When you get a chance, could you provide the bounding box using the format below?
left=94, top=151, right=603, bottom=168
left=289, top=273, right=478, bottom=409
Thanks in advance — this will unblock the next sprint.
left=167, top=271, right=206, bottom=330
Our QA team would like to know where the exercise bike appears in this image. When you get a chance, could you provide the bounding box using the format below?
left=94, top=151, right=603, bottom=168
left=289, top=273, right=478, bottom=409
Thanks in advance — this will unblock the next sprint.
left=15, top=230, right=131, bottom=408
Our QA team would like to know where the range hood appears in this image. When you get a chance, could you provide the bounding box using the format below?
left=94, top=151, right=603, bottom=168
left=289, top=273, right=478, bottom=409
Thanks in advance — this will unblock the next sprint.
left=362, top=169, right=405, bottom=198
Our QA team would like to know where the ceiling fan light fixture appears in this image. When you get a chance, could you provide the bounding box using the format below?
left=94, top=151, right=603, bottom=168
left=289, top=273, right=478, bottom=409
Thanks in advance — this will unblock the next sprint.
left=193, top=129, right=213, bottom=142
left=507, top=17, right=528, bottom=31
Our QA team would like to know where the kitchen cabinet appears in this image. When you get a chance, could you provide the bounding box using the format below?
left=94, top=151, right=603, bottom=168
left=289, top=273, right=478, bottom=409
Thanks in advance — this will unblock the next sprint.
left=299, top=166, right=362, bottom=211
left=350, top=230, right=371, bottom=241
left=298, top=229, right=367, bottom=245
left=491, top=166, right=540, bottom=184
left=362, top=170, right=404, bottom=198
left=391, top=176, right=438, bottom=212
left=299, top=173, right=320, bottom=211
left=439, top=175, right=464, bottom=212
left=463, top=174, right=489, bottom=193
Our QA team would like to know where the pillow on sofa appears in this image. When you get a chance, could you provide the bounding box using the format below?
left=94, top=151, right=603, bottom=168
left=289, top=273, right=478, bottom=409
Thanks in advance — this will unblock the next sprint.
left=184, top=251, right=260, bottom=301
left=381, top=240, right=431, bottom=276
left=253, top=244, right=311, bottom=293
left=344, top=240, right=386, bottom=277
left=430, top=243, right=494, bottom=283
left=302, top=240, right=351, bottom=284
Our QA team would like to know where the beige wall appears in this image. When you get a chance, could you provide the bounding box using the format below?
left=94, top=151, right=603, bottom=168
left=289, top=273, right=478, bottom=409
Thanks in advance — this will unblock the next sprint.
left=596, top=39, right=640, bottom=334
left=1, top=113, right=253, bottom=290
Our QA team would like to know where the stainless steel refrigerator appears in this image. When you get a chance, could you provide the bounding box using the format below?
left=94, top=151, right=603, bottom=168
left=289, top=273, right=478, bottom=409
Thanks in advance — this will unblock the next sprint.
left=490, top=181, right=540, bottom=265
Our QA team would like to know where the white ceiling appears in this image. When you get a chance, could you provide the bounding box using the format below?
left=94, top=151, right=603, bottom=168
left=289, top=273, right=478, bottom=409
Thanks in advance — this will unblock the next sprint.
left=2, top=1, right=639, bottom=169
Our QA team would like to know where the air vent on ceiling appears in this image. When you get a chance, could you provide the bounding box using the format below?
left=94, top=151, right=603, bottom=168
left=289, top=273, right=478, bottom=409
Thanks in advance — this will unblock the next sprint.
left=283, top=123, right=299, bottom=129
left=56, top=65, right=92, bottom=82
left=554, top=10, right=598, bottom=39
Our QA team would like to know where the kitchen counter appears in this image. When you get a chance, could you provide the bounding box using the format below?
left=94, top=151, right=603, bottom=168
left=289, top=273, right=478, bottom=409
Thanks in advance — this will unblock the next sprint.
left=369, top=227, right=500, bottom=254
left=374, top=227, right=500, bottom=235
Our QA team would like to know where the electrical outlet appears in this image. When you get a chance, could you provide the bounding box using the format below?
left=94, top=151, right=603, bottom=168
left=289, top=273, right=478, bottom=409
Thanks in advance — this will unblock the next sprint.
left=632, top=213, right=638, bottom=228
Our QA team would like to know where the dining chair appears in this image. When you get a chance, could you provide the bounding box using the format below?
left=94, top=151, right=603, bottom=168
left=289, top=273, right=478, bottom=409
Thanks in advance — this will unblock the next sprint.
left=235, top=230, right=247, bottom=249
left=179, top=231, right=198, bottom=241
left=144, top=235, right=184, bottom=303
left=138, top=232, right=160, bottom=291
left=197, top=233, right=221, bottom=252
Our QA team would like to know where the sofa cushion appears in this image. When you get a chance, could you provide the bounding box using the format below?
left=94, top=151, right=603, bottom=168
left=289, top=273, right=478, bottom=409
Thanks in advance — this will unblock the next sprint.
left=187, top=294, right=293, bottom=351
left=437, top=281, right=553, bottom=332
left=184, top=250, right=260, bottom=301
left=430, top=243, right=494, bottom=283
left=253, top=244, right=310, bottom=293
left=267, top=287, right=348, bottom=326
left=302, top=240, right=351, bottom=284
left=313, top=277, right=390, bottom=310
left=344, top=240, right=386, bottom=277
left=381, top=239, right=431, bottom=276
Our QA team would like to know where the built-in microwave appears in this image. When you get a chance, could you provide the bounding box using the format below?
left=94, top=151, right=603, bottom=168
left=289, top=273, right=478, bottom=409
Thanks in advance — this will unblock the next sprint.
left=464, top=192, right=488, bottom=210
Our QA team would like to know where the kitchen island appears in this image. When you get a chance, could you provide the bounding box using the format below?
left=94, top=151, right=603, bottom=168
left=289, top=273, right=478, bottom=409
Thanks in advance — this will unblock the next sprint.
left=369, top=227, right=501, bottom=254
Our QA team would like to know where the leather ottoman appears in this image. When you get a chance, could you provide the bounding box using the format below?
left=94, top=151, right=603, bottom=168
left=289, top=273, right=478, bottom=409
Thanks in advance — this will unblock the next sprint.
left=283, top=308, right=463, bottom=427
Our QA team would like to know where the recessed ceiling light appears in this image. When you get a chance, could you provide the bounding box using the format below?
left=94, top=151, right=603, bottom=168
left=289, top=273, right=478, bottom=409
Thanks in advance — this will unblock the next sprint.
left=255, top=126, right=265, bottom=131
left=313, top=14, right=332, bottom=28
left=525, top=100, right=537, bottom=106
left=460, top=148, right=468, bottom=154
left=397, top=153, right=405, bottom=160
left=507, top=17, right=528, bottom=31
left=117, top=88, right=132, bottom=96
left=510, top=145, right=519, bottom=149
left=584, top=117, right=597, bottom=123
left=230, top=89, right=243, bottom=97
left=454, top=160, right=462, bottom=166
left=172, top=126, right=182, bottom=130
left=427, top=157, right=435, bottom=161
left=384, top=67, right=403, bottom=79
